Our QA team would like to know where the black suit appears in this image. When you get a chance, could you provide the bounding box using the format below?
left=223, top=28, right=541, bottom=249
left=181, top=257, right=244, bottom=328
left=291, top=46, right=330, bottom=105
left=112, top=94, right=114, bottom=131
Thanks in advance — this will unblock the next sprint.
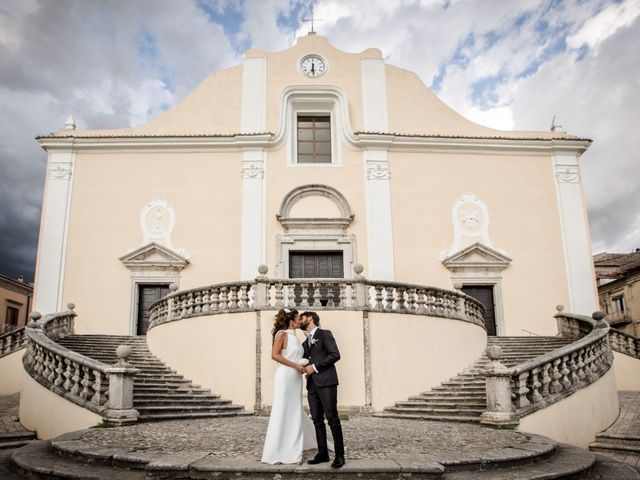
left=303, top=328, right=344, bottom=457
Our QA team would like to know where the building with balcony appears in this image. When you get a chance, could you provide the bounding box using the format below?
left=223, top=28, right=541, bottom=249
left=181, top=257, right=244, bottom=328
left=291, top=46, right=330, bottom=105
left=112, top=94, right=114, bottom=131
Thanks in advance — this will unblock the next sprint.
left=595, top=250, right=640, bottom=335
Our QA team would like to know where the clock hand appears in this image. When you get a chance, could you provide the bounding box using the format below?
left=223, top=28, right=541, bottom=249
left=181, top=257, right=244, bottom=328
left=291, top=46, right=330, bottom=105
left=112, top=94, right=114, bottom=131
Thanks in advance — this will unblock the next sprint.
left=311, top=62, right=315, bottom=74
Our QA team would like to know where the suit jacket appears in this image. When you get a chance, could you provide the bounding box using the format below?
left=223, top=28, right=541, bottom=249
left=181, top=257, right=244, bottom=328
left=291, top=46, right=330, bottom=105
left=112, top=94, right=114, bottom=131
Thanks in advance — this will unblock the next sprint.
left=303, top=328, right=340, bottom=389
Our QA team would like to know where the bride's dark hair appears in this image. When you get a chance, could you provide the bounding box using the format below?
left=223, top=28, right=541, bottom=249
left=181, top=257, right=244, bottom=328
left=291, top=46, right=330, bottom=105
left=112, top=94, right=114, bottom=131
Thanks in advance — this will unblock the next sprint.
left=272, top=308, right=299, bottom=341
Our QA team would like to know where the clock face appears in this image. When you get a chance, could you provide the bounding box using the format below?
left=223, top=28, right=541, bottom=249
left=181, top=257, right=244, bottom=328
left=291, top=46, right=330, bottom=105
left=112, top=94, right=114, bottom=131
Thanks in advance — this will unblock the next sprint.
left=300, top=55, right=327, bottom=77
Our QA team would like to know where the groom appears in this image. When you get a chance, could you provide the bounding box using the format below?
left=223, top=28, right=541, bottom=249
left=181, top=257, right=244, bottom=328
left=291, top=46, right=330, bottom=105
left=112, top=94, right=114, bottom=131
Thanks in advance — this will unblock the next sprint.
left=300, top=311, right=345, bottom=469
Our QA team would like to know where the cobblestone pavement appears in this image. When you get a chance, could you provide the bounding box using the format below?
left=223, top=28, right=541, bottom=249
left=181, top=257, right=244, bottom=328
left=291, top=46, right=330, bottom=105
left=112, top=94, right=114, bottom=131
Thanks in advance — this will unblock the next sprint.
left=0, top=394, right=30, bottom=436
left=596, top=391, right=640, bottom=468
left=79, top=415, right=527, bottom=462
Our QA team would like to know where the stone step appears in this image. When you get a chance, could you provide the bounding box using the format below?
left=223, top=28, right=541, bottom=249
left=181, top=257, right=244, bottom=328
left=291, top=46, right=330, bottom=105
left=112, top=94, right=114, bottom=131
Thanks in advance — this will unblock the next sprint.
left=593, top=433, right=640, bottom=448
left=385, top=407, right=484, bottom=417
left=374, top=412, right=482, bottom=422
left=396, top=401, right=486, bottom=410
left=138, top=411, right=252, bottom=421
left=589, top=442, right=640, bottom=454
left=133, top=399, right=232, bottom=407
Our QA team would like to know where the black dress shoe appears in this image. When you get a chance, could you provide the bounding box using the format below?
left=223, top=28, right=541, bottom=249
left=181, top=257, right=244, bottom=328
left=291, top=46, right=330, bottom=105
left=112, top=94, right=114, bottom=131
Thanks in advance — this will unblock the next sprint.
left=307, top=453, right=330, bottom=464
left=331, top=455, right=345, bottom=469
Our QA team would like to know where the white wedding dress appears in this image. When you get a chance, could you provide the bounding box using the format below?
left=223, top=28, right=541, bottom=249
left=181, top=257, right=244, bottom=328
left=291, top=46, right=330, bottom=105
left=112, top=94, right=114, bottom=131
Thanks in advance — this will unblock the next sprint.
left=261, top=329, right=332, bottom=464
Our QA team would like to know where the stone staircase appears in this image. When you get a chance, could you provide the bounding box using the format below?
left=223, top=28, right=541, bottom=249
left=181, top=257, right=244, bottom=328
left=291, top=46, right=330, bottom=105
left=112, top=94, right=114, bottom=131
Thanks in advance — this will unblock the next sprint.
left=57, top=335, right=249, bottom=422
left=590, top=432, right=640, bottom=457
left=378, top=336, right=574, bottom=422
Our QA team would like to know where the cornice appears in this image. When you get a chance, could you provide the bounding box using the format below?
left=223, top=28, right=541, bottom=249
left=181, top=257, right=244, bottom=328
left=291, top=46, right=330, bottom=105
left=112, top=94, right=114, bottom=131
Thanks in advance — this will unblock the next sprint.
left=36, top=131, right=591, bottom=157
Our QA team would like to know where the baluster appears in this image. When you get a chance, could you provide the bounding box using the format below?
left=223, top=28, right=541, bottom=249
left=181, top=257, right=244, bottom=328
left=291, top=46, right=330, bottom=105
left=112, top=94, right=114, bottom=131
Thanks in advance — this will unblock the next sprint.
left=201, top=289, right=210, bottom=313
left=274, top=283, right=284, bottom=307
left=42, top=351, right=52, bottom=381
left=628, top=337, right=636, bottom=356
left=393, top=286, right=405, bottom=310
left=549, top=358, right=562, bottom=393
left=384, top=287, right=394, bottom=310
left=35, top=346, right=45, bottom=376
left=576, top=349, right=586, bottom=379
left=194, top=291, right=202, bottom=314
left=374, top=286, right=384, bottom=310
left=240, top=285, right=250, bottom=308
left=54, top=354, right=64, bottom=387
left=568, top=352, right=580, bottom=385
left=210, top=288, right=220, bottom=311
left=79, top=366, right=92, bottom=401
left=219, top=287, right=229, bottom=310
left=560, top=355, right=571, bottom=390
left=326, top=284, right=336, bottom=308
left=5, top=335, right=12, bottom=354
left=415, top=289, right=426, bottom=313
left=70, top=362, right=81, bottom=396
left=286, top=284, right=295, bottom=308
left=62, top=358, right=73, bottom=391
left=180, top=296, right=188, bottom=317
left=186, top=293, right=194, bottom=315
left=529, top=367, right=543, bottom=403
left=514, top=371, right=531, bottom=408
left=313, top=283, right=322, bottom=307
left=230, top=286, right=239, bottom=309
left=339, top=283, right=348, bottom=308
left=91, top=370, right=108, bottom=405
left=298, top=283, right=308, bottom=308
left=406, top=288, right=416, bottom=311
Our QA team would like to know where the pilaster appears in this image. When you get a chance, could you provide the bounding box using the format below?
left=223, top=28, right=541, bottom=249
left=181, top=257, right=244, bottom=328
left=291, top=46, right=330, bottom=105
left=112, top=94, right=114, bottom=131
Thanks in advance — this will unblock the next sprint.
left=363, top=150, right=395, bottom=280
left=552, top=153, right=597, bottom=314
left=34, top=151, right=75, bottom=313
left=240, top=150, right=266, bottom=279
left=240, top=57, right=267, bottom=133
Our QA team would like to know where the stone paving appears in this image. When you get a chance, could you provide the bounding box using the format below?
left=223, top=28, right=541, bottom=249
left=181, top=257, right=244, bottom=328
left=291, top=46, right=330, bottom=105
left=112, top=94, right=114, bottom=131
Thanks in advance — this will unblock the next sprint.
left=77, top=415, right=528, bottom=462
left=595, top=391, right=640, bottom=468
left=0, top=393, right=32, bottom=439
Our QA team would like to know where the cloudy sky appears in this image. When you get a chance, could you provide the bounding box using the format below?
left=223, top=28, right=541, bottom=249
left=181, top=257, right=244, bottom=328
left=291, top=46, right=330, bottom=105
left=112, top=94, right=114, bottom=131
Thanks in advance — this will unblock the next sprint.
left=0, top=0, right=638, bottom=283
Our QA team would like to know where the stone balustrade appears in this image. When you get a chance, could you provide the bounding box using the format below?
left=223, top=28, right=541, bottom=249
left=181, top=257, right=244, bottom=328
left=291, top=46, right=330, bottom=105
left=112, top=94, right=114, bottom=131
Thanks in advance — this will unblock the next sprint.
left=0, top=326, right=28, bottom=358
left=23, top=306, right=139, bottom=425
left=148, top=265, right=486, bottom=331
left=481, top=308, right=612, bottom=426
left=609, top=328, right=640, bottom=358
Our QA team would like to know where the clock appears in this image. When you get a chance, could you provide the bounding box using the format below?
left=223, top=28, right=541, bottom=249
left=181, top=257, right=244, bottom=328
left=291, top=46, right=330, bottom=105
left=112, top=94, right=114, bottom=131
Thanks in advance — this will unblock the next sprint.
left=300, top=55, right=327, bottom=78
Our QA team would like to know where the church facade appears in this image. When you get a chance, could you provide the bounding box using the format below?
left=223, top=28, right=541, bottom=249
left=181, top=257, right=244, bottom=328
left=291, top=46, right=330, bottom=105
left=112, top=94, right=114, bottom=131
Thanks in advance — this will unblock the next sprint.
left=34, top=33, right=597, bottom=339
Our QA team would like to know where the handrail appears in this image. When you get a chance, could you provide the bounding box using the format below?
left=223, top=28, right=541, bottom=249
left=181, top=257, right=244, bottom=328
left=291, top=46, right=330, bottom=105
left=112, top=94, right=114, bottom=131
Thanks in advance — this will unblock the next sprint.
left=147, top=270, right=486, bottom=331
left=609, top=327, right=640, bottom=359
left=481, top=308, right=613, bottom=426
left=0, top=326, right=28, bottom=358
left=23, top=306, right=139, bottom=425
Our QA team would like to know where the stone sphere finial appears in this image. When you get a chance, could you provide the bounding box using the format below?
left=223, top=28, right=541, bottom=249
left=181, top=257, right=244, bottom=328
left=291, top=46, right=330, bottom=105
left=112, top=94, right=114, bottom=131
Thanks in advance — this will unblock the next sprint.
left=258, top=264, right=269, bottom=275
left=116, top=345, right=132, bottom=364
left=486, top=345, right=503, bottom=361
left=453, top=282, right=463, bottom=291
left=592, top=311, right=605, bottom=322
left=67, top=303, right=75, bottom=311
left=169, top=283, right=178, bottom=292
left=353, top=263, right=364, bottom=275
left=28, top=311, right=42, bottom=328
left=555, top=304, right=565, bottom=312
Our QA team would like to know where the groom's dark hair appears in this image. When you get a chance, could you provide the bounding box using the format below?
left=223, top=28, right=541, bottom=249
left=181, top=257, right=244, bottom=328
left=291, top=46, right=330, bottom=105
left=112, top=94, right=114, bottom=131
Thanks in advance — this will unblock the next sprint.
left=301, top=311, right=320, bottom=326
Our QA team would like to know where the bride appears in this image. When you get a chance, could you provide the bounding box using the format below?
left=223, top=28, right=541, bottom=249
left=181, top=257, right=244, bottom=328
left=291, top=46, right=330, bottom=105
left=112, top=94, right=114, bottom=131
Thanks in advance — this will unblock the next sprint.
left=261, top=308, right=331, bottom=464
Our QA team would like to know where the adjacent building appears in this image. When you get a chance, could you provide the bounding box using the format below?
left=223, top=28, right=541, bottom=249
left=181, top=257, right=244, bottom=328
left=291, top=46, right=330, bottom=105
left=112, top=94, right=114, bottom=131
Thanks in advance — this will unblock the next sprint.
left=0, top=274, right=33, bottom=334
left=595, top=250, right=640, bottom=336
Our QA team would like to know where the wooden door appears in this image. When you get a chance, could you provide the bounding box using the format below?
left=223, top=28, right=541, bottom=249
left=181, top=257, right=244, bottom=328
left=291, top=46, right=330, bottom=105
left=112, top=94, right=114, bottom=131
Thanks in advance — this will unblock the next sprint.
left=137, top=284, right=170, bottom=335
left=461, top=285, right=497, bottom=336
left=289, top=252, right=344, bottom=306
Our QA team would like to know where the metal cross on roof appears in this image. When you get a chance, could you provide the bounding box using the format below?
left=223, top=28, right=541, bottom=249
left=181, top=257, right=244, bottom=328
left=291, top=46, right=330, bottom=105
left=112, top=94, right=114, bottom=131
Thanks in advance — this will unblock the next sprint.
left=303, top=5, right=322, bottom=34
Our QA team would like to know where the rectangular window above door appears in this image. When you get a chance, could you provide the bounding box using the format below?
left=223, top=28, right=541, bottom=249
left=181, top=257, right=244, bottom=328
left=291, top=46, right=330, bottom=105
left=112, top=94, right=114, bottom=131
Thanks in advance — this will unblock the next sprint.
left=297, top=115, right=331, bottom=164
